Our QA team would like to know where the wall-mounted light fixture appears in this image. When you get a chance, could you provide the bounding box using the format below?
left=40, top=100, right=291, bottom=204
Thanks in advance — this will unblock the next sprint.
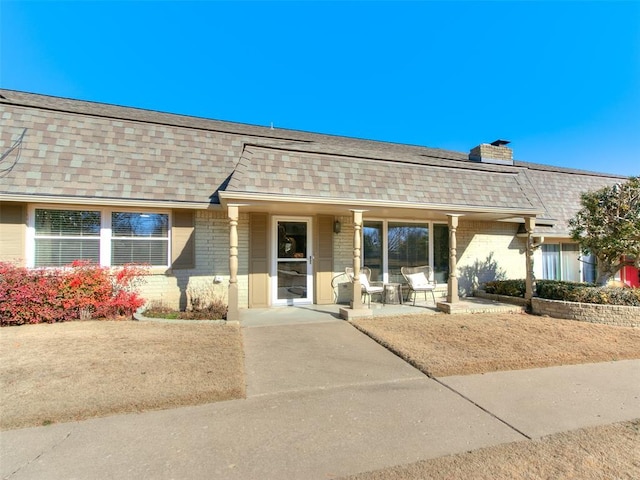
left=333, top=219, right=342, bottom=234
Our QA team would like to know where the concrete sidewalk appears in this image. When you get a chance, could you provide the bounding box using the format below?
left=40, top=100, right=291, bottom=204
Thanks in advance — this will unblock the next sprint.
left=2, top=320, right=639, bottom=479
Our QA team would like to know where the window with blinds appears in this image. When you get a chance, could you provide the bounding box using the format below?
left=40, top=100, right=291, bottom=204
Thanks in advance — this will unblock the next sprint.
left=111, top=212, right=169, bottom=266
left=34, top=209, right=100, bottom=267
left=32, top=208, right=171, bottom=267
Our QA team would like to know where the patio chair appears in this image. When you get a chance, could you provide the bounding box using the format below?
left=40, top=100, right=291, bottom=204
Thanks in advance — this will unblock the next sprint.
left=331, top=272, right=349, bottom=303
left=345, top=266, right=385, bottom=308
left=401, top=265, right=437, bottom=305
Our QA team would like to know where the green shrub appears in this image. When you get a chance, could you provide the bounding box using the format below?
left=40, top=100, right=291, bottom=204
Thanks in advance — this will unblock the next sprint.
left=484, top=279, right=526, bottom=297
left=536, top=280, right=592, bottom=300
left=536, top=280, right=640, bottom=306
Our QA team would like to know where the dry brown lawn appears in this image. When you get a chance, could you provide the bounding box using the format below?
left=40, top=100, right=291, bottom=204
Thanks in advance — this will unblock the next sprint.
left=351, top=312, right=640, bottom=377
left=342, top=419, right=640, bottom=480
left=347, top=310, right=640, bottom=479
left=0, top=320, right=245, bottom=430
left=2, top=312, right=639, bottom=478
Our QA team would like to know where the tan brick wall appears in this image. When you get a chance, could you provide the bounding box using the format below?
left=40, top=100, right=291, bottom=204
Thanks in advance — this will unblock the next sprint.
left=332, top=217, right=355, bottom=303
left=532, top=298, right=640, bottom=327
left=456, top=221, right=526, bottom=296
left=138, top=211, right=250, bottom=310
left=333, top=215, right=353, bottom=275
left=1, top=204, right=529, bottom=309
left=334, top=218, right=523, bottom=299
left=469, top=144, right=513, bottom=162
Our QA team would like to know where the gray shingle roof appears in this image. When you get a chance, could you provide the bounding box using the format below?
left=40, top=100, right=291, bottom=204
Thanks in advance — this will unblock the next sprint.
left=524, top=167, right=624, bottom=236
left=0, top=89, right=630, bottom=234
left=0, top=89, right=466, bottom=162
left=227, top=145, right=538, bottom=211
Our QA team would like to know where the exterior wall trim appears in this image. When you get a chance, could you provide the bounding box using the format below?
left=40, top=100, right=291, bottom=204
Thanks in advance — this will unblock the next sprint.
left=1, top=194, right=219, bottom=210
left=219, top=192, right=542, bottom=216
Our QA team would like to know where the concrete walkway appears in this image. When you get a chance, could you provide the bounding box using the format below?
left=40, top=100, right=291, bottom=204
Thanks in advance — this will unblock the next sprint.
left=2, top=318, right=639, bottom=479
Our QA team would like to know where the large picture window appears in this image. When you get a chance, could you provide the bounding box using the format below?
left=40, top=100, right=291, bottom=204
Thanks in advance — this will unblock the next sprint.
left=363, top=222, right=383, bottom=281
left=388, top=223, right=429, bottom=283
left=363, top=220, right=448, bottom=284
left=31, top=207, right=170, bottom=268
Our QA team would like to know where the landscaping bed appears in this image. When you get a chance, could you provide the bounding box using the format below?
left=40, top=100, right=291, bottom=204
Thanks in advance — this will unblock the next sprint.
left=483, top=279, right=640, bottom=306
left=481, top=279, right=640, bottom=326
left=141, top=300, right=228, bottom=321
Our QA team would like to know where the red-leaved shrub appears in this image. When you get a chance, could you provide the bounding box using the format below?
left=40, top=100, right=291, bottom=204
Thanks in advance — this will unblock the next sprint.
left=0, top=261, right=148, bottom=326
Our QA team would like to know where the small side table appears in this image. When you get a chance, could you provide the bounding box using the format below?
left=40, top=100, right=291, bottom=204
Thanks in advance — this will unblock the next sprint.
left=384, top=283, right=403, bottom=305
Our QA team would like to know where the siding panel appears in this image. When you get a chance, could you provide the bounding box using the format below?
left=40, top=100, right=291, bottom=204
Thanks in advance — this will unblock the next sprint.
left=0, top=202, right=25, bottom=265
left=171, top=209, right=195, bottom=269
left=315, top=215, right=334, bottom=304
left=249, top=213, right=269, bottom=307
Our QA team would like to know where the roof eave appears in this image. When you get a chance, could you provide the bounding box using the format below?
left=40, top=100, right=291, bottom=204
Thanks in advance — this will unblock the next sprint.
left=219, top=191, right=543, bottom=217
left=0, top=193, right=221, bottom=210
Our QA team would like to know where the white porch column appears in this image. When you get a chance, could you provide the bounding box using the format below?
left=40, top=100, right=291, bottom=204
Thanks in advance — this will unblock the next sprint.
left=447, top=215, right=460, bottom=303
left=351, top=210, right=365, bottom=309
left=227, top=205, right=240, bottom=322
left=524, top=216, right=537, bottom=302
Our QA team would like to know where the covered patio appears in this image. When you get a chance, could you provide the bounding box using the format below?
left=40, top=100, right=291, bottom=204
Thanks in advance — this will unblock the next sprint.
left=238, top=297, right=524, bottom=327
left=219, top=141, right=544, bottom=321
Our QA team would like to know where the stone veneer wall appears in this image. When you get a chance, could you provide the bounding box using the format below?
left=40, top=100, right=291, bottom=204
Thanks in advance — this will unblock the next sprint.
left=139, top=211, right=249, bottom=310
left=531, top=298, right=639, bottom=327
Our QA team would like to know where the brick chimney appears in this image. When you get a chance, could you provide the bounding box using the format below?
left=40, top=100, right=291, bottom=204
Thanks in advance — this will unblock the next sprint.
left=469, top=139, right=513, bottom=166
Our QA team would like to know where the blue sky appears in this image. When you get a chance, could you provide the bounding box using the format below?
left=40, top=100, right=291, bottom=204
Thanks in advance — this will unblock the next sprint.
left=1, top=1, right=638, bottom=176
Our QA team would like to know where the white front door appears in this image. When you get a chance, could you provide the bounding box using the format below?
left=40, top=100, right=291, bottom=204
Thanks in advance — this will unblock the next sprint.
left=272, top=217, right=313, bottom=305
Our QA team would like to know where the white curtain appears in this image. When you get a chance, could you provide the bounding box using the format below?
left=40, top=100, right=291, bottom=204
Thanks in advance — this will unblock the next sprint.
left=561, top=244, right=580, bottom=282
left=542, top=244, right=560, bottom=280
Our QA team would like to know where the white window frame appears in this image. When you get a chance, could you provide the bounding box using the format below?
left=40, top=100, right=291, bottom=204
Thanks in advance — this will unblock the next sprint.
left=362, top=218, right=448, bottom=285
left=27, top=204, right=172, bottom=269
left=540, top=242, right=593, bottom=283
left=271, top=216, right=314, bottom=306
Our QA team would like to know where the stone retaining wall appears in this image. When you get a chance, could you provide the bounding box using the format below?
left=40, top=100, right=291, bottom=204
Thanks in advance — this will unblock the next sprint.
left=474, top=290, right=529, bottom=307
left=531, top=298, right=639, bottom=328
